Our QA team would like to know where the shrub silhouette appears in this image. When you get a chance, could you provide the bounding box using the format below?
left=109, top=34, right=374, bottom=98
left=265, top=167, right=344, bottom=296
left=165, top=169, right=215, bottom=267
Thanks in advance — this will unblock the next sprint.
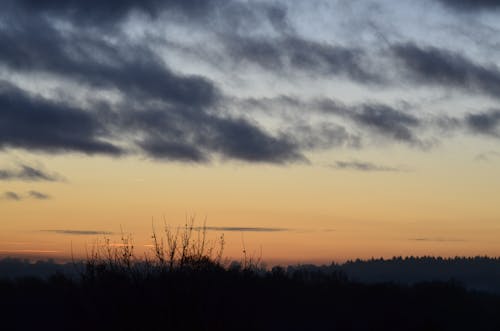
left=81, top=218, right=227, bottom=282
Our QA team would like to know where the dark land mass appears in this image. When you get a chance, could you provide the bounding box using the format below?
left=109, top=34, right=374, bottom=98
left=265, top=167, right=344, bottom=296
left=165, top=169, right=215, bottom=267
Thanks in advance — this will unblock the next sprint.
left=1, top=256, right=500, bottom=331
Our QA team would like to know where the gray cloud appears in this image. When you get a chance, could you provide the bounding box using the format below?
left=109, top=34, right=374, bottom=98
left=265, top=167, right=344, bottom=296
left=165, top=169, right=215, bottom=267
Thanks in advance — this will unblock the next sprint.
left=392, top=43, right=500, bottom=99
left=0, top=79, right=303, bottom=163
left=45, top=227, right=286, bottom=235
left=466, top=110, right=500, bottom=137
left=0, top=163, right=64, bottom=182
left=332, top=160, right=403, bottom=172
left=5, top=0, right=378, bottom=88
left=122, top=106, right=304, bottom=163
left=289, top=123, right=361, bottom=150
left=1, top=0, right=500, bottom=166
left=7, top=0, right=287, bottom=31
left=224, top=36, right=379, bottom=83
left=436, top=0, right=500, bottom=11
left=42, top=230, right=113, bottom=235
left=207, top=117, right=303, bottom=163
left=353, top=104, right=422, bottom=145
left=2, top=191, right=21, bottom=201
left=0, top=81, right=123, bottom=155
left=245, top=96, right=426, bottom=147
left=0, top=18, right=219, bottom=108
left=28, top=191, right=51, bottom=200
left=295, top=98, right=426, bottom=146
left=3, top=0, right=215, bottom=28
left=0, top=6, right=304, bottom=164
left=1, top=190, right=53, bottom=201
left=137, top=137, right=209, bottom=163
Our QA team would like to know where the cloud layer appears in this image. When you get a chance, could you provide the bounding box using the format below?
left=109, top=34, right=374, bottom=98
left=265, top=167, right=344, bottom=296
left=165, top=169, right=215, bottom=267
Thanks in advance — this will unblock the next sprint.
left=1, top=0, right=499, bottom=164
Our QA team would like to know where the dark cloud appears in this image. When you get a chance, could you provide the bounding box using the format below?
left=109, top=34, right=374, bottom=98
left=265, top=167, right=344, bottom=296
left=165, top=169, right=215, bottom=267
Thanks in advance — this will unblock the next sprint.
left=332, top=160, right=403, bottom=172
left=0, top=81, right=122, bottom=155
left=289, top=123, right=361, bottom=150
left=4, top=2, right=495, bottom=102
left=225, top=37, right=379, bottom=82
left=0, top=79, right=302, bottom=163
left=236, top=97, right=363, bottom=151
left=0, top=19, right=219, bottom=108
left=207, top=117, right=303, bottom=163
left=2, top=191, right=21, bottom=201
left=284, top=38, right=378, bottom=82
left=392, top=43, right=500, bottom=99
left=28, top=191, right=51, bottom=200
left=121, top=104, right=304, bottom=163
left=0, top=164, right=63, bottom=182
left=436, top=0, right=500, bottom=11
left=295, top=98, right=424, bottom=146
left=0, top=6, right=304, bottom=164
left=7, top=0, right=289, bottom=33
left=1, top=0, right=498, bottom=165
left=353, top=104, right=422, bottom=145
left=138, top=138, right=209, bottom=163
left=0, top=13, right=300, bottom=163
left=241, top=96, right=426, bottom=147
left=226, top=38, right=500, bottom=104
left=5, top=0, right=215, bottom=26
left=42, top=230, right=113, bottom=235
left=318, top=99, right=500, bottom=147
left=465, top=110, right=500, bottom=137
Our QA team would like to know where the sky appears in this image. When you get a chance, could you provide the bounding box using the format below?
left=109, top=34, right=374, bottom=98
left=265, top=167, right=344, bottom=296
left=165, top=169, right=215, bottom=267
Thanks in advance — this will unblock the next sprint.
left=1, top=0, right=500, bottom=264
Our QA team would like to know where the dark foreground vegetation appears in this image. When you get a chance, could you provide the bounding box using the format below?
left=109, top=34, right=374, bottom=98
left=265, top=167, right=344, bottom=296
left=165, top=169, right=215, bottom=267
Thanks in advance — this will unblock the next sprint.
left=2, top=224, right=500, bottom=331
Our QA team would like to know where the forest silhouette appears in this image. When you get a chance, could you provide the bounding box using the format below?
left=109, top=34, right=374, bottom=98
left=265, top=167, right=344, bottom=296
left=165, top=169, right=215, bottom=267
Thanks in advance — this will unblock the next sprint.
left=2, top=223, right=500, bottom=331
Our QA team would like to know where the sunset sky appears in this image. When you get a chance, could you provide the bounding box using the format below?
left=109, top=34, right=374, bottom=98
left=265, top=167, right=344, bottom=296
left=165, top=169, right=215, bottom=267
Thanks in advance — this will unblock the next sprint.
left=1, top=0, right=500, bottom=264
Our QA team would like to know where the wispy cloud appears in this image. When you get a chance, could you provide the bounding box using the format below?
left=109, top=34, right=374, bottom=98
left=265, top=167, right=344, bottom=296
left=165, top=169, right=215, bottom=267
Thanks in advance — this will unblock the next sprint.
left=0, top=163, right=64, bottom=182
left=1, top=190, right=52, bottom=201
left=42, top=230, right=113, bottom=235
left=2, top=191, right=21, bottom=201
left=28, top=191, right=51, bottom=200
left=331, top=160, right=405, bottom=172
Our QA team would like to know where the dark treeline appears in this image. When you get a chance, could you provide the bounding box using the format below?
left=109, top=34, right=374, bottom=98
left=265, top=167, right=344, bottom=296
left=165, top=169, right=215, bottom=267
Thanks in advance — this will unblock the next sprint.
left=2, top=224, right=500, bottom=331
left=292, top=256, right=500, bottom=293
left=3, top=256, right=500, bottom=292
left=343, top=256, right=500, bottom=293
left=2, top=256, right=500, bottom=330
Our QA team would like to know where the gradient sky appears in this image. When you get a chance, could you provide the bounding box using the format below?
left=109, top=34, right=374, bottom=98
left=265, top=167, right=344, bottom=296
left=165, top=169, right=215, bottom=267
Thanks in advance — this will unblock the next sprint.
left=1, top=0, right=500, bottom=264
